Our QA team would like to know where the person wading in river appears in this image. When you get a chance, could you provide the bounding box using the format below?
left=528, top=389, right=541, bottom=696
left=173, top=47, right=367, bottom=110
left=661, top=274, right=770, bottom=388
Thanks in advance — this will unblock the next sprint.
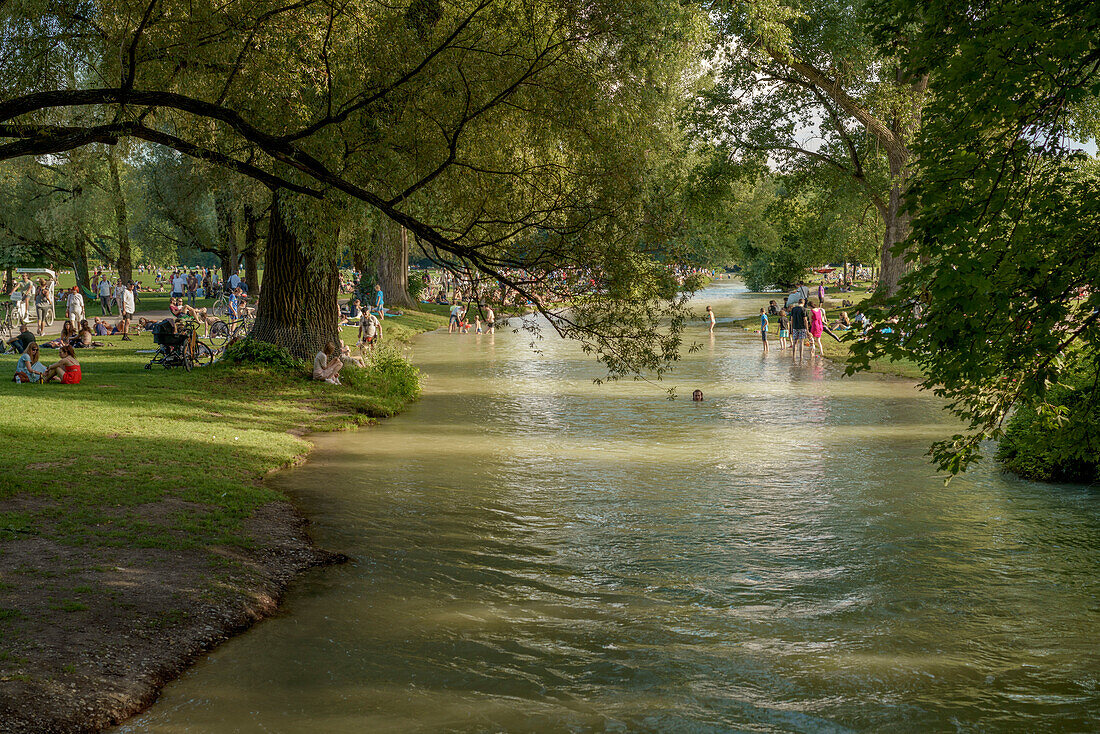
left=789, top=298, right=810, bottom=361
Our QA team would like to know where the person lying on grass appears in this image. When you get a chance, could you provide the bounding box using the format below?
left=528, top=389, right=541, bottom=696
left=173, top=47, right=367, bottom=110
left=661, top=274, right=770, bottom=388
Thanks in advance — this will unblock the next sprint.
left=181, top=304, right=220, bottom=337
left=313, top=341, right=344, bottom=385
left=41, top=345, right=81, bottom=384
left=13, top=342, right=46, bottom=383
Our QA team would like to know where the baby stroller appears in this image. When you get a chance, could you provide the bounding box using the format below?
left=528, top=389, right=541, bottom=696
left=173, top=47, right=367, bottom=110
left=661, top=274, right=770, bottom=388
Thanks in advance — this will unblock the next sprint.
left=145, top=319, right=213, bottom=372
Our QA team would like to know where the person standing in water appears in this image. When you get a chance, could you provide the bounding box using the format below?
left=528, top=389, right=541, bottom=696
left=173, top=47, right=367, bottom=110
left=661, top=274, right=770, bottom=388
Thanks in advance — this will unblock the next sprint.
left=484, top=304, right=495, bottom=334
left=759, top=308, right=769, bottom=353
left=808, top=300, right=826, bottom=355
left=778, top=308, right=790, bottom=350
left=706, top=305, right=715, bottom=333
left=789, top=298, right=809, bottom=360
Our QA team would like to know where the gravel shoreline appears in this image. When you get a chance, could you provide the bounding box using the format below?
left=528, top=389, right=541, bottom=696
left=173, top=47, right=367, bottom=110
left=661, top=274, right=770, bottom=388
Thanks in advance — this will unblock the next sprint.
left=0, top=499, right=347, bottom=734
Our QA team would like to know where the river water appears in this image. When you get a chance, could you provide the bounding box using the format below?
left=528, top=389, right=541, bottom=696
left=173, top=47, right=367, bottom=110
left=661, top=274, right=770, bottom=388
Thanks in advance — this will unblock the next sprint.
left=121, top=282, right=1100, bottom=732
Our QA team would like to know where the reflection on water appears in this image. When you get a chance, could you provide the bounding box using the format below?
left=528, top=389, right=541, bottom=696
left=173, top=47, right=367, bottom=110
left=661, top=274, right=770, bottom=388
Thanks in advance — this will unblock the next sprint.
left=120, top=282, right=1100, bottom=733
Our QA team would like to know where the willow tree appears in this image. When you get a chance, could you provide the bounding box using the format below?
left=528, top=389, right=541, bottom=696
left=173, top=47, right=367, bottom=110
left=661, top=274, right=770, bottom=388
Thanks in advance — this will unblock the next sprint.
left=1, top=0, right=709, bottom=368
left=695, top=0, right=926, bottom=294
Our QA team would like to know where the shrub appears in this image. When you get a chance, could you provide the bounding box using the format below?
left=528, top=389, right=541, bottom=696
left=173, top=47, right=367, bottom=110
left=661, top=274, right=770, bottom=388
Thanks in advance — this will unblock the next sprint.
left=408, top=275, right=427, bottom=301
left=996, top=352, right=1100, bottom=484
left=220, top=339, right=307, bottom=371
left=342, top=344, right=421, bottom=403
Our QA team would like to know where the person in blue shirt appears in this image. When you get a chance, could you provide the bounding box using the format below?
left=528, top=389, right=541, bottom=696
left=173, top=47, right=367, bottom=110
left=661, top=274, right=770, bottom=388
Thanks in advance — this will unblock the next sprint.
left=759, top=308, right=769, bottom=353
left=373, top=284, right=385, bottom=320
left=227, top=289, right=240, bottom=319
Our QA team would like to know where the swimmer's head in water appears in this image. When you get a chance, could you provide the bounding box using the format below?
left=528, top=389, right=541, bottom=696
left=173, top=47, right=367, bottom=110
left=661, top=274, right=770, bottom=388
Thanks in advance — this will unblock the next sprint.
left=692, top=390, right=703, bottom=401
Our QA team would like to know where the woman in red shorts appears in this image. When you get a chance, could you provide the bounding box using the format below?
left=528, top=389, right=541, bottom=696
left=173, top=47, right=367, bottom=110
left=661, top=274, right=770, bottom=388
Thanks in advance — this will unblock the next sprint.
left=43, top=345, right=82, bottom=384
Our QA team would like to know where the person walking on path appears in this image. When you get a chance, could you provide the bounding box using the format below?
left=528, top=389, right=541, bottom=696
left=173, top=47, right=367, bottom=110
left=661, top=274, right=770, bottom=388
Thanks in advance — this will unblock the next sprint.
left=817, top=281, right=826, bottom=305
left=808, top=300, right=826, bottom=355
left=34, top=278, right=51, bottom=336
left=65, top=285, right=84, bottom=330
left=706, top=305, right=716, bottom=333
left=119, top=282, right=136, bottom=341
left=759, top=308, right=769, bottom=353
left=789, top=298, right=809, bottom=361
left=97, top=275, right=112, bottom=315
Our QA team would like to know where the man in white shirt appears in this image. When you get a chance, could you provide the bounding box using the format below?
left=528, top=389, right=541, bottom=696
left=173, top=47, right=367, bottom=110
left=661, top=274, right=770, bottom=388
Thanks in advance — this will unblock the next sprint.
left=171, top=272, right=187, bottom=297
left=119, top=282, right=136, bottom=341
left=97, top=276, right=113, bottom=315
left=66, top=286, right=84, bottom=328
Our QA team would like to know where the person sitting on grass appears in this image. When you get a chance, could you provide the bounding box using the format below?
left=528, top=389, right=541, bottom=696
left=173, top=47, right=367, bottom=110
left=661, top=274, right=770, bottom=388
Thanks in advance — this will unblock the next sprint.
left=168, top=296, right=185, bottom=317
left=338, top=339, right=365, bottom=368
left=5, top=327, right=36, bottom=354
left=831, top=311, right=851, bottom=330
left=93, top=317, right=111, bottom=336
left=313, top=341, right=344, bottom=385
left=44, top=321, right=76, bottom=349
left=13, top=342, right=46, bottom=383
left=42, top=345, right=81, bottom=384
left=74, top=320, right=105, bottom=348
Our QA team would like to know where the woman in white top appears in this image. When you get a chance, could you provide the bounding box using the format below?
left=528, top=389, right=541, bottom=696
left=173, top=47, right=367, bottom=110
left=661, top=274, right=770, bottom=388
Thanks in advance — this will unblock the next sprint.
left=313, top=341, right=344, bottom=385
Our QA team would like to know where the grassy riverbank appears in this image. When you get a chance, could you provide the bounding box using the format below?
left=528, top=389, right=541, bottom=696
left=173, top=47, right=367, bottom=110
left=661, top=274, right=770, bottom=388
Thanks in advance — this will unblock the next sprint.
left=0, top=308, right=447, bottom=732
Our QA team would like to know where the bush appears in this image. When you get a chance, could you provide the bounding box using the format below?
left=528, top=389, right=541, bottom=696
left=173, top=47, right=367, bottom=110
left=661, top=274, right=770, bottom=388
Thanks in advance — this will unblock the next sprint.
left=996, top=353, right=1100, bottom=483
left=220, top=339, right=307, bottom=371
left=408, top=275, right=427, bottom=301
left=341, top=344, right=420, bottom=403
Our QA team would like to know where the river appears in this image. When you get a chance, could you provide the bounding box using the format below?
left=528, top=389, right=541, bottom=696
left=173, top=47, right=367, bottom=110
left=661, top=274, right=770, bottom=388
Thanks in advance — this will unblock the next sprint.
left=119, top=282, right=1100, bottom=732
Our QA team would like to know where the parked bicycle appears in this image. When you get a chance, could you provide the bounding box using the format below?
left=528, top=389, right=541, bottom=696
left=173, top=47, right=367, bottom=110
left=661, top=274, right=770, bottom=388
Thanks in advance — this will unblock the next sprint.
left=145, top=319, right=215, bottom=372
left=208, top=314, right=255, bottom=347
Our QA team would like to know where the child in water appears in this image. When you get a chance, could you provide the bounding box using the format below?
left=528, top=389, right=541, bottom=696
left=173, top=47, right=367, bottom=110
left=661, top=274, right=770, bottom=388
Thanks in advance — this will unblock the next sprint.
left=706, top=305, right=715, bottom=333
left=759, top=308, right=769, bottom=353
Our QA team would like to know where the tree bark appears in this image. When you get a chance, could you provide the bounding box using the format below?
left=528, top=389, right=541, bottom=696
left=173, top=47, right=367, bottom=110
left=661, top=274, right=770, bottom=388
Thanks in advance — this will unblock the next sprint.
left=252, top=193, right=340, bottom=359
left=73, top=235, right=90, bottom=292
left=374, top=216, right=413, bottom=308
left=107, top=150, right=133, bottom=284
left=242, top=204, right=261, bottom=293
left=877, top=154, right=911, bottom=297
left=215, top=194, right=239, bottom=281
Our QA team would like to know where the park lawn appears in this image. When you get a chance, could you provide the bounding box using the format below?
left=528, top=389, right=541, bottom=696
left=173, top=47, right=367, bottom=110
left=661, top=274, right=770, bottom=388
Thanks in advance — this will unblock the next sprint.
left=0, top=308, right=446, bottom=701
left=0, top=307, right=447, bottom=549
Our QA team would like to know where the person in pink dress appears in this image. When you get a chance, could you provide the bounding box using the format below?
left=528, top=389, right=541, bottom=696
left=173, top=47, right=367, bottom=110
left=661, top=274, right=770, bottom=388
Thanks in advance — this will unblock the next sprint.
left=808, top=300, right=826, bottom=355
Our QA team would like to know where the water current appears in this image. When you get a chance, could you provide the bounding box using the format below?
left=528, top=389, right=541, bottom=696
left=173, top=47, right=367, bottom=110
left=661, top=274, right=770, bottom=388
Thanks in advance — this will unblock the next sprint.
left=120, top=282, right=1100, bottom=732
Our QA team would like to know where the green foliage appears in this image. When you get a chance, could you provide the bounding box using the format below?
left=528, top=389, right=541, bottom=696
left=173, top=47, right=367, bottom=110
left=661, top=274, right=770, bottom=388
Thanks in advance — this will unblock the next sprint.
left=221, top=339, right=307, bottom=371
left=853, top=0, right=1100, bottom=474
left=407, top=274, right=427, bottom=301
left=995, top=353, right=1100, bottom=484
left=342, top=345, right=421, bottom=405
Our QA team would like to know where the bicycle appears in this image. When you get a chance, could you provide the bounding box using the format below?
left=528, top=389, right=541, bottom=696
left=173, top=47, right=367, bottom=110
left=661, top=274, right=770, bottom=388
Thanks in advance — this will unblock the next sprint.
left=145, top=318, right=215, bottom=372
left=208, top=314, right=255, bottom=347
left=1, top=299, right=20, bottom=338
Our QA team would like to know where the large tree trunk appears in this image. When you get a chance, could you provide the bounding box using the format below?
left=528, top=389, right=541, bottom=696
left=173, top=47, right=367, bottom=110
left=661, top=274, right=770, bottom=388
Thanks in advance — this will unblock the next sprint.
left=252, top=193, right=340, bottom=359
left=878, top=153, right=911, bottom=296
left=242, top=204, right=261, bottom=293
left=374, top=217, right=414, bottom=308
left=107, top=150, right=132, bottom=284
left=215, top=195, right=239, bottom=282
left=73, top=235, right=90, bottom=292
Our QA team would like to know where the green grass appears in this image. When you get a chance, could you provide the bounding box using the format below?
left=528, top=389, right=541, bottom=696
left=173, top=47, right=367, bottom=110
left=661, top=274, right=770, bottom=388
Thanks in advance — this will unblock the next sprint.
left=0, top=307, right=447, bottom=552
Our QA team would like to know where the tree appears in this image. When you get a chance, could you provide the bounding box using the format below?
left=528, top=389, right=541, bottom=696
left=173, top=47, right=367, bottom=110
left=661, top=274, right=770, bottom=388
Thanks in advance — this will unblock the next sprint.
left=694, top=0, right=925, bottom=295
left=850, top=0, right=1100, bottom=474
left=1, top=0, right=709, bottom=368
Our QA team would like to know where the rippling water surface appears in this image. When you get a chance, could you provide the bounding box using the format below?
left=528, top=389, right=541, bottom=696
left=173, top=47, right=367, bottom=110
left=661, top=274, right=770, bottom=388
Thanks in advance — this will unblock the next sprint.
left=121, top=282, right=1100, bottom=732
